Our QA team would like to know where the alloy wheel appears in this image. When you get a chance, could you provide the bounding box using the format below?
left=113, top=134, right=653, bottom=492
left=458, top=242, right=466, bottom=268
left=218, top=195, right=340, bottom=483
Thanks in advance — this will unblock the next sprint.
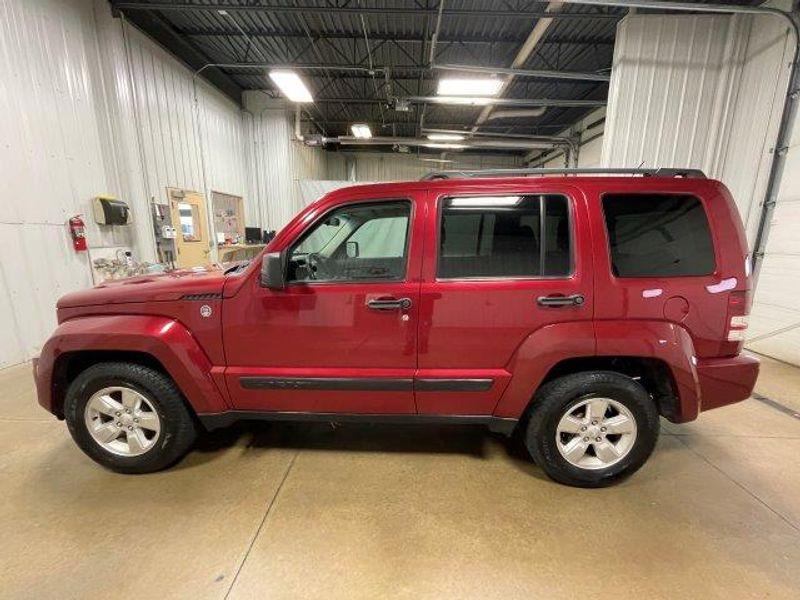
left=84, top=386, right=161, bottom=457
left=555, top=397, right=637, bottom=470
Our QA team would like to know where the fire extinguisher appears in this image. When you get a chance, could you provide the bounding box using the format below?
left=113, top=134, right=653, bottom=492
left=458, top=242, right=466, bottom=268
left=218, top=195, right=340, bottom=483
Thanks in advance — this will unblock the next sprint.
left=68, top=215, right=87, bottom=252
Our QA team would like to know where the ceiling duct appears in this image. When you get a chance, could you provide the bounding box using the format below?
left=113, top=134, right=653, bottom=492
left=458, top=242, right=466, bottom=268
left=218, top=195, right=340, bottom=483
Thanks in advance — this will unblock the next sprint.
left=486, top=108, right=548, bottom=120
left=406, top=96, right=605, bottom=108
left=335, top=136, right=558, bottom=151
left=432, top=63, right=610, bottom=83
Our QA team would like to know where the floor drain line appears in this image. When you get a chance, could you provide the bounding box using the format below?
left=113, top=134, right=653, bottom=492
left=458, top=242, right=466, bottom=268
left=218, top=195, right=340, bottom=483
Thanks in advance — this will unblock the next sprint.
left=751, top=393, right=800, bottom=420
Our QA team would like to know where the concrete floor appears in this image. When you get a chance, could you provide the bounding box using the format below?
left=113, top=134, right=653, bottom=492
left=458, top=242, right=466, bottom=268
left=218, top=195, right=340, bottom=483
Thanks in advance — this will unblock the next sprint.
left=1, top=356, right=799, bottom=599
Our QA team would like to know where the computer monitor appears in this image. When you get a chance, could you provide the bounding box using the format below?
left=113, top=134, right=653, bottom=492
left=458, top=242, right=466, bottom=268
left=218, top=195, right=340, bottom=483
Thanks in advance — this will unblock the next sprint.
left=245, top=227, right=262, bottom=244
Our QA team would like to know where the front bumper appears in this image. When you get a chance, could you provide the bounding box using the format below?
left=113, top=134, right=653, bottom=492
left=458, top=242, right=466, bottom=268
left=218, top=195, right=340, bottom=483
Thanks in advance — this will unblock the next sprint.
left=697, top=352, right=760, bottom=412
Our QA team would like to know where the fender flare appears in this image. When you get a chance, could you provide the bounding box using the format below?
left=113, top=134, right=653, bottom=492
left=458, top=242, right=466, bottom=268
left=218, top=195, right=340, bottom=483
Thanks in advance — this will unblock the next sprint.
left=493, top=320, right=700, bottom=422
left=594, top=320, right=700, bottom=422
left=36, top=315, right=230, bottom=416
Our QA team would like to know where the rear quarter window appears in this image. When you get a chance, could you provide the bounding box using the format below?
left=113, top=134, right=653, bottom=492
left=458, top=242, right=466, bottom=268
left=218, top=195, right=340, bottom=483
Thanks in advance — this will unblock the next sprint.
left=602, top=193, right=715, bottom=277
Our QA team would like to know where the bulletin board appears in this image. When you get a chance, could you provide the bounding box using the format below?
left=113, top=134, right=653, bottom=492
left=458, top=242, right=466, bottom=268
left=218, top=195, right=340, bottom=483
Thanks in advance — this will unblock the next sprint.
left=212, top=192, right=245, bottom=244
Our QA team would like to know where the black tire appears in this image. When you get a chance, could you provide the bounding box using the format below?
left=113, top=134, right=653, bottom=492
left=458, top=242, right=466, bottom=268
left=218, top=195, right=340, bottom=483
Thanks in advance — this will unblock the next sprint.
left=64, top=362, right=197, bottom=474
left=525, top=371, right=659, bottom=487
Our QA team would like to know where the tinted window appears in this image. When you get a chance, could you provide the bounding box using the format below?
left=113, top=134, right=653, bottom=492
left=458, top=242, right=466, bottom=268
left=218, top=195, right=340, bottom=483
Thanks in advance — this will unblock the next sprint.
left=438, top=195, right=570, bottom=278
left=288, top=201, right=410, bottom=282
left=603, top=194, right=714, bottom=277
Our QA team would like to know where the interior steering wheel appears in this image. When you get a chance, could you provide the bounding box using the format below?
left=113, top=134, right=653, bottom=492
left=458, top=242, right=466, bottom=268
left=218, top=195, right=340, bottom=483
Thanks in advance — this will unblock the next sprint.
left=305, top=252, right=322, bottom=280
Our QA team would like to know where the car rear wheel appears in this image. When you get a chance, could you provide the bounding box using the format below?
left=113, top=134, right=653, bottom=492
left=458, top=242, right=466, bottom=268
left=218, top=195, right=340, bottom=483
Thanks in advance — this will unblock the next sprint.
left=64, top=362, right=197, bottom=474
left=525, top=371, right=659, bottom=487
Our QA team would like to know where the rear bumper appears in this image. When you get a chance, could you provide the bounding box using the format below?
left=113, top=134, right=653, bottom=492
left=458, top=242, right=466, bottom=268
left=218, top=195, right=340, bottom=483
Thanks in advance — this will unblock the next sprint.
left=697, top=352, right=759, bottom=413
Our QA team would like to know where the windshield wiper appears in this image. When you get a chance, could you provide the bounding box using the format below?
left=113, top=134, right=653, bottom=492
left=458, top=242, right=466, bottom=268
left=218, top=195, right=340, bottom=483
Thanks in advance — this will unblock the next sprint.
left=224, top=261, right=250, bottom=275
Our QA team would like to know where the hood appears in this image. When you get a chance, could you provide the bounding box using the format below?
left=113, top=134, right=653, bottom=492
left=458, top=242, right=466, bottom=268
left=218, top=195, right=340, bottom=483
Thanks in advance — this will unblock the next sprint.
left=57, top=267, right=227, bottom=309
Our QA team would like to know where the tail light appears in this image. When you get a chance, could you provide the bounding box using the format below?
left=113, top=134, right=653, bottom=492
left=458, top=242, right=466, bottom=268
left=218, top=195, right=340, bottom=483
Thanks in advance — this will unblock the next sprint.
left=723, top=290, right=750, bottom=354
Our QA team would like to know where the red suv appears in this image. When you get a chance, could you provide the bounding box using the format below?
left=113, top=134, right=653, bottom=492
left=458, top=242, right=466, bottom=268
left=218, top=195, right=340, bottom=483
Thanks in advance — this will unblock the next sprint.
left=34, top=168, right=759, bottom=487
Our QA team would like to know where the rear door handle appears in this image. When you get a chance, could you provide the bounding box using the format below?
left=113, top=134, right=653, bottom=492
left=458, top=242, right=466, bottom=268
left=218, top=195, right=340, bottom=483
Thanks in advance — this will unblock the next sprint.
left=367, top=297, right=412, bottom=311
left=536, top=294, right=585, bottom=308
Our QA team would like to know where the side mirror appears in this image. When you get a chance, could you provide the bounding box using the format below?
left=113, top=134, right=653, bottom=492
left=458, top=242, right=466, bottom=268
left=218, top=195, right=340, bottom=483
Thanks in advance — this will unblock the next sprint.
left=346, top=241, right=360, bottom=258
left=260, top=251, right=287, bottom=289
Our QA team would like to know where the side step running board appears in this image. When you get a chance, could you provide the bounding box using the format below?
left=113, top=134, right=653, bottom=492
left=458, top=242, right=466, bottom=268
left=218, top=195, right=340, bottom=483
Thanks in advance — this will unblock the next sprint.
left=198, top=411, right=518, bottom=436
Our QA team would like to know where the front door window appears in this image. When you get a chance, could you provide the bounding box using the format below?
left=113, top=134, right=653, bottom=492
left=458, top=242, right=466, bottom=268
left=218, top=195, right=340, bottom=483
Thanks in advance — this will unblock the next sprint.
left=288, top=200, right=411, bottom=283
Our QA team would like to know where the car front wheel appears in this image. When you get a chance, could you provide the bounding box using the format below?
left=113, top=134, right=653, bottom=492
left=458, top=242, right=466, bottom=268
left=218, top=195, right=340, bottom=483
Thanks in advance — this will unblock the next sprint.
left=64, top=362, right=197, bottom=474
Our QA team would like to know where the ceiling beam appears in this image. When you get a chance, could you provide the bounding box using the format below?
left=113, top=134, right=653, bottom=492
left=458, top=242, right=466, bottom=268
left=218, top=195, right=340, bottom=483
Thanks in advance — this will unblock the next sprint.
left=185, top=62, right=606, bottom=84
left=176, top=30, right=615, bottom=47
left=433, top=62, right=610, bottom=82
left=111, top=2, right=622, bottom=19
left=473, top=1, right=563, bottom=130
left=304, top=96, right=606, bottom=108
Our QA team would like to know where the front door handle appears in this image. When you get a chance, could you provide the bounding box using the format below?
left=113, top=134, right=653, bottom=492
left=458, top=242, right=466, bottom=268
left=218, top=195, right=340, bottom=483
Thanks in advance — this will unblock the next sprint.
left=537, top=294, right=585, bottom=308
left=367, top=297, right=412, bottom=311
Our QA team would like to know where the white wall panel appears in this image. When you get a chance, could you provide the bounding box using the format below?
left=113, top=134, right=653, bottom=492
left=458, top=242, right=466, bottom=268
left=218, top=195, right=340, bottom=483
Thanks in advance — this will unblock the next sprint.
left=0, top=0, right=248, bottom=367
left=719, top=14, right=792, bottom=242
left=297, top=181, right=356, bottom=207
left=242, top=96, right=331, bottom=231
left=603, top=10, right=800, bottom=365
left=0, top=0, right=112, bottom=366
left=531, top=107, right=606, bottom=169
left=351, top=151, right=519, bottom=181
left=602, top=13, right=791, bottom=243
left=603, top=15, right=749, bottom=171
left=749, top=135, right=800, bottom=364
left=117, top=18, right=248, bottom=247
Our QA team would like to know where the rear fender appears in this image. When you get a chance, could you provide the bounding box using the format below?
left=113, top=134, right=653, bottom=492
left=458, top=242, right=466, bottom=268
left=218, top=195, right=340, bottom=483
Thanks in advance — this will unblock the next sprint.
left=493, top=320, right=701, bottom=422
left=36, top=315, right=229, bottom=416
left=493, top=321, right=596, bottom=418
left=594, top=320, right=700, bottom=422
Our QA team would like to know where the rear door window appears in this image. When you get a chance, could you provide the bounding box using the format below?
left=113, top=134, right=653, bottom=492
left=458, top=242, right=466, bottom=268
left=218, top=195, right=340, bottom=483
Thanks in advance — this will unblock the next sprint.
left=438, top=194, right=571, bottom=279
left=602, top=194, right=715, bottom=277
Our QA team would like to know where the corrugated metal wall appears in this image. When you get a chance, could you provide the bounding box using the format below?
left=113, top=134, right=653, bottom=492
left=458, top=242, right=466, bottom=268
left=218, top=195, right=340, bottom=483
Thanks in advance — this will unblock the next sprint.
left=242, top=95, right=330, bottom=231
left=111, top=11, right=248, bottom=257
left=351, top=151, right=519, bottom=181
left=242, top=89, right=521, bottom=230
left=602, top=15, right=748, bottom=174
left=602, top=13, right=791, bottom=243
left=535, top=107, right=606, bottom=168
left=717, top=13, right=792, bottom=243
left=602, top=11, right=799, bottom=366
left=0, top=0, right=114, bottom=366
left=0, top=0, right=248, bottom=367
left=747, top=55, right=800, bottom=364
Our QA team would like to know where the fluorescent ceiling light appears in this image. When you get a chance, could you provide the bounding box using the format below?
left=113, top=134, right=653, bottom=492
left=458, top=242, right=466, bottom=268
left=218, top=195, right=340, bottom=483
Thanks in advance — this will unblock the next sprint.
left=268, top=70, right=313, bottom=103
left=437, top=78, right=503, bottom=97
left=419, top=158, right=455, bottom=164
left=449, top=196, right=522, bottom=207
left=426, top=133, right=465, bottom=141
left=432, top=96, right=493, bottom=106
left=425, top=143, right=467, bottom=150
left=350, top=123, right=372, bottom=139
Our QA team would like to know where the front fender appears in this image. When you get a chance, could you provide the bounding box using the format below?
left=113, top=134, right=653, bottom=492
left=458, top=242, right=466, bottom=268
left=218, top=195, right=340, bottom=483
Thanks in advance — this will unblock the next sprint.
left=35, top=315, right=229, bottom=416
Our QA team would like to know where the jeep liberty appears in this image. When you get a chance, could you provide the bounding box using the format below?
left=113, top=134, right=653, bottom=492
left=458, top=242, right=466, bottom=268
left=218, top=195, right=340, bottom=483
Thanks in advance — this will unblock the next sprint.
left=34, top=168, right=759, bottom=487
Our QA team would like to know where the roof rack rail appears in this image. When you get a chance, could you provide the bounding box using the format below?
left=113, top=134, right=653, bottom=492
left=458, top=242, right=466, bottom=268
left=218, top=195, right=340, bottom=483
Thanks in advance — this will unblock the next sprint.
left=420, top=167, right=707, bottom=180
